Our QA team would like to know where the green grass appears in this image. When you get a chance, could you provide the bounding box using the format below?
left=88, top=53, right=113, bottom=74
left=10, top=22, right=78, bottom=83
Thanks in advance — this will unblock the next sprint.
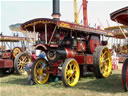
left=0, top=64, right=128, bottom=96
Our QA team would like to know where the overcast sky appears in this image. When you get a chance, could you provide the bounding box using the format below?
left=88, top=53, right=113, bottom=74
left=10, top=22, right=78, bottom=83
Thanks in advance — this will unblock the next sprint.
left=1, top=0, right=128, bottom=36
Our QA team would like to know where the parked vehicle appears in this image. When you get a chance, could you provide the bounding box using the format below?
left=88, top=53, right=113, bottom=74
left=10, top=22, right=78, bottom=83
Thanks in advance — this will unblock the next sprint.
left=10, top=0, right=114, bottom=87
left=0, top=35, right=31, bottom=75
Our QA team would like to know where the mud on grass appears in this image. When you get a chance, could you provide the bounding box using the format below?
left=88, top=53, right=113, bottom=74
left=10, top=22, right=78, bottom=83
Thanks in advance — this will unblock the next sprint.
left=0, top=64, right=128, bottom=96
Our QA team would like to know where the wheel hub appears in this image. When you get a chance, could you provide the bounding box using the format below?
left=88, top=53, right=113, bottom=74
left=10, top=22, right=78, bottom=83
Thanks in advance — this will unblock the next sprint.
left=67, top=70, right=74, bottom=76
left=38, top=69, right=43, bottom=75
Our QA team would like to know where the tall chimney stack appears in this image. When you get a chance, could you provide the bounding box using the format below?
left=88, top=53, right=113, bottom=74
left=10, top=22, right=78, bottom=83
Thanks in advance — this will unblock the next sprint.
left=52, top=0, right=61, bottom=20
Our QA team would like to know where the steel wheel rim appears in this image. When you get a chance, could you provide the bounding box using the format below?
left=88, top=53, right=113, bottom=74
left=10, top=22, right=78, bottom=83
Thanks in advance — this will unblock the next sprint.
left=127, top=63, right=128, bottom=87
left=122, top=58, right=128, bottom=91
left=34, top=59, right=50, bottom=84
left=65, top=59, right=80, bottom=87
left=18, top=54, right=31, bottom=74
left=99, top=48, right=112, bottom=78
left=13, top=48, right=22, bottom=58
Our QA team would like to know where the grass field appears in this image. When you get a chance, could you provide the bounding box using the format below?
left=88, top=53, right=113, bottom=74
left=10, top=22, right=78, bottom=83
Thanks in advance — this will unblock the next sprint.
left=0, top=64, right=128, bottom=96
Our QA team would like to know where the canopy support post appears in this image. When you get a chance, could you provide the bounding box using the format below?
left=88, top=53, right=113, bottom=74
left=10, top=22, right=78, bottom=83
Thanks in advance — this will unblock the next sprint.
left=45, top=24, right=47, bottom=44
left=33, top=25, right=36, bottom=44
left=115, top=19, right=127, bottom=40
left=48, top=26, right=57, bottom=45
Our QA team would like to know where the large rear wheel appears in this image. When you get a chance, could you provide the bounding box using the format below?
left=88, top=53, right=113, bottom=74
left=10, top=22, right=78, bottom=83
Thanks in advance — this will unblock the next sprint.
left=122, top=58, right=128, bottom=92
left=93, top=46, right=112, bottom=78
left=14, top=52, right=31, bottom=75
left=31, top=58, right=50, bottom=84
left=62, top=58, right=80, bottom=87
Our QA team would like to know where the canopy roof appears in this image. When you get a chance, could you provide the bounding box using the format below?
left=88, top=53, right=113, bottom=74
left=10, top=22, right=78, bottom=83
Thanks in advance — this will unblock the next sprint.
left=104, top=25, right=127, bottom=30
left=10, top=18, right=113, bottom=37
left=114, top=32, right=128, bottom=38
left=104, top=25, right=128, bottom=39
left=110, top=6, right=128, bottom=26
left=0, top=35, right=31, bottom=42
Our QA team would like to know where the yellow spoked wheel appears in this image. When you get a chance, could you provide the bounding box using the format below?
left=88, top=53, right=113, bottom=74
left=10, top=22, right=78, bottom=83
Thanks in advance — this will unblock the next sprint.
left=14, top=52, right=31, bottom=75
left=62, top=58, right=80, bottom=87
left=12, top=47, right=22, bottom=58
left=93, top=46, right=112, bottom=78
left=31, top=58, right=50, bottom=84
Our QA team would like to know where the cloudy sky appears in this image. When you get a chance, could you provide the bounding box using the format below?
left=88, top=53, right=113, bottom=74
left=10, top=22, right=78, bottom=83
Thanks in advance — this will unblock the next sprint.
left=1, top=0, right=128, bottom=36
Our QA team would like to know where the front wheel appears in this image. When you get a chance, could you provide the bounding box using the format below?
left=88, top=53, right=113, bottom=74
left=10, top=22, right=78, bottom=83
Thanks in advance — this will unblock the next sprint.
left=62, top=58, right=80, bottom=87
left=31, top=58, right=50, bottom=84
left=122, top=58, right=128, bottom=92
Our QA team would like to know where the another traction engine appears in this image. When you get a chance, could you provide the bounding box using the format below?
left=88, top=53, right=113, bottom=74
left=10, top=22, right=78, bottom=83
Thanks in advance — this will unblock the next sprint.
left=20, top=18, right=113, bottom=87
left=0, top=35, right=31, bottom=75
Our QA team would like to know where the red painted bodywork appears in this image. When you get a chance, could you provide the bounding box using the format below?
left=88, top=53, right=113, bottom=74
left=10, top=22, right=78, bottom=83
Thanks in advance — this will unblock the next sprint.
left=86, top=55, right=93, bottom=64
left=35, top=44, right=47, bottom=50
left=65, top=48, right=76, bottom=58
left=74, top=54, right=93, bottom=65
left=78, top=41, right=86, bottom=51
left=74, top=55, right=85, bottom=64
left=90, top=39, right=100, bottom=53
left=0, top=59, right=13, bottom=68
left=50, top=60, right=61, bottom=75
left=89, top=35, right=100, bottom=54
left=2, top=52, right=11, bottom=58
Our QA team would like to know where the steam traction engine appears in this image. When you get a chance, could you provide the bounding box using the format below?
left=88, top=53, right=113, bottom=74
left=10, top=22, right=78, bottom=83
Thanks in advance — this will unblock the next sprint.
left=19, top=18, right=113, bottom=87
left=0, top=35, right=31, bottom=75
left=10, top=0, right=113, bottom=87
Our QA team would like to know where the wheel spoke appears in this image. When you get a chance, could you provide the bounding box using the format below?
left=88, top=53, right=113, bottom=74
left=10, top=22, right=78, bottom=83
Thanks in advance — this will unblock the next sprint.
left=104, top=65, right=108, bottom=72
left=100, top=66, right=105, bottom=73
left=73, top=65, right=76, bottom=71
left=66, top=75, right=72, bottom=84
left=101, top=51, right=107, bottom=58
left=71, top=76, right=75, bottom=81
left=100, top=61, right=104, bottom=68
left=18, top=66, right=21, bottom=70
left=100, top=57, right=104, bottom=62
left=69, top=63, right=73, bottom=70
left=67, top=75, right=71, bottom=80
left=103, top=58, right=109, bottom=63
